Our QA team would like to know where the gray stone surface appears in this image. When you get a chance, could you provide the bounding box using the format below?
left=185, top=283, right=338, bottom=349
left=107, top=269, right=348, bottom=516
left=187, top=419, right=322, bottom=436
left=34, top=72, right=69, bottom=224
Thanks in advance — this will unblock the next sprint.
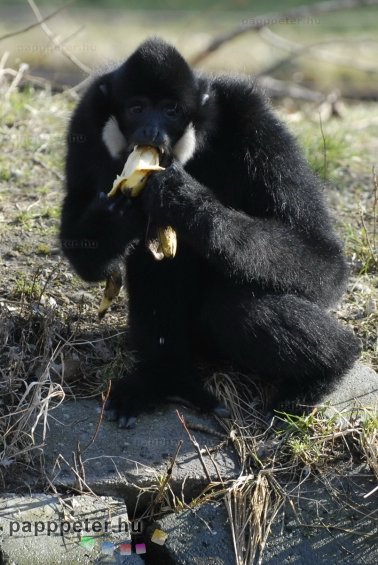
left=320, top=362, right=378, bottom=415
left=0, top=494, right=144, bottom=565
left=142, top=469, right=377, bottom=565
left=145, top=502, right=234, bottom=565
left=263, top=469, right=378, bottom=565
left=1, top=473, right=376, bottom=565
left=41, top=401, right=238, bottom=504
left=3, top=363, right=376, bottom=564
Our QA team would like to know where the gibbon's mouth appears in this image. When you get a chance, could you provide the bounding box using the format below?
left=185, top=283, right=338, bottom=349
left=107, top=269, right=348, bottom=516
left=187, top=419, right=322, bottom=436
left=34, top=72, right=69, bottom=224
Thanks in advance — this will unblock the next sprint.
left=144, top=145, right=172, bottom=167
left=127, top=144, right=171, bottom=167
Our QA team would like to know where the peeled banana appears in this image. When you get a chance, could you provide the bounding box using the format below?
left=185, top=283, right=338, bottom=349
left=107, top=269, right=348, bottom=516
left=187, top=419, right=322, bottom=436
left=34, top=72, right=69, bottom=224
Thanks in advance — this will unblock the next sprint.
left=107, top=145, right=178, bottom=260
left=108, top=146, right=164, bottom=198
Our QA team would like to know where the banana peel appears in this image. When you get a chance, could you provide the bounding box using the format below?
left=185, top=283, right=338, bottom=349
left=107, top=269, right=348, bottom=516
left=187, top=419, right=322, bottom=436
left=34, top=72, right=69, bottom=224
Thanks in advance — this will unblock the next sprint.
left=107, top=145, right=178, bottom=260
left=98, top=267, right=123, bottom=319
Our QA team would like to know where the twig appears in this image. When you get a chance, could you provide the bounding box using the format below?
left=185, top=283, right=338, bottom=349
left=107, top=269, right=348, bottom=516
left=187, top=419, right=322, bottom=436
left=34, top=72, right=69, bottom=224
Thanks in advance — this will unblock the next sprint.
left=360, top=209, right=378, bottom=265
left=176, top=410, right=212, bottom=482
left=205, top=445, right=224, bottom=484
left=201, top=440, right=229, bottom=454
left=363, top=484, right=378, bottom=498
left=79, top=380, right=112, bottom=454
left=318, top=112, right=328, bottom=181
left=0, top=0, right=75, bottom=43
left=73, top=441, right=86, bottom=491
left=5, top=63, right=29, bottom=99
left=258, top=28, right=378, bottom=76
left=57, top=25, right=86, bottom=49
left=27, top=0, right=91, bottom=74
left=150, top=440, right=183, bottom=515
left=258, top=76, right=324, bottom=102
left=0, top=51, right=9, bottom=71
left=372, top=166, right=377, bottom=246
left=191, top=0, right=378, bottom=65
left=53, top=452, right=97, bottom=495
left=0, top=65, right=74, bottom=92
left=187, top=421, right=226, bottom=439
left=299, top=521, right=375, bottom=535
left=31, top=156, right=64, bottom=181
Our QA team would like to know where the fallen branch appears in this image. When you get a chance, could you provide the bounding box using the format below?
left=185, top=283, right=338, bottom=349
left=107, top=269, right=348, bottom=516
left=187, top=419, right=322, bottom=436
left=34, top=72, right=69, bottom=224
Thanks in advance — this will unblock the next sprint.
left=0, top=0, right=75, bottom=43
left=191, top=0, right=378, bottom=65
left=258, top=28, right=378, bottom=76
left=258, top=76, right=324, bottom=102
left=27, top=0, right=91, bottom=74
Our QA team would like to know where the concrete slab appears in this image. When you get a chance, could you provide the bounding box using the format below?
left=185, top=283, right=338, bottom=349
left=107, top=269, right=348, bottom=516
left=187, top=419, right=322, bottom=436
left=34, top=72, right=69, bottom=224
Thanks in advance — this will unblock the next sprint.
left=41, top=401, right=238, bottom=505
left=320, top=362, right=378, bottom=416
left=145, top=501, right=234, bottom=565
left=0, top=494, right=144, bottom=565
left=139, top=468, right=377, bottom=565
left=263, top=469, right=378, bottom=564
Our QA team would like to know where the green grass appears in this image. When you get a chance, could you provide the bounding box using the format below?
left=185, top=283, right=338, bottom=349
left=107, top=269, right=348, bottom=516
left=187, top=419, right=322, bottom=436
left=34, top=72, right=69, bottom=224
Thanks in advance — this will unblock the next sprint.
left=35, top=243, right=52, bottom=256
left=14, top=274, right=42, bottom=300
left=13, top=211, right=34, bottom=228
left=275, top=407, right=378, bottom=468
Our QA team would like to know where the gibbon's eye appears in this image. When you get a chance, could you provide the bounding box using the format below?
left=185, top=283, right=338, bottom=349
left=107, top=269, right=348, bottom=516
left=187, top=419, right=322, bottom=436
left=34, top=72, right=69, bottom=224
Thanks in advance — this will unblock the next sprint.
left=164, top=104, right=182, bottom=119
left=129, top=104, right=144, bottom=115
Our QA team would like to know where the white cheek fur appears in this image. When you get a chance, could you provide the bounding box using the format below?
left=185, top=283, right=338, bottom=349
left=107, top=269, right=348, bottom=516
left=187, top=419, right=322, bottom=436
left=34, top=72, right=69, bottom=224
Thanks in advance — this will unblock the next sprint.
left=102, top=116, right=127, bottom=159
left=173, top=123, right=196, bottom=164
left=102, top=118, right=197, bottom=163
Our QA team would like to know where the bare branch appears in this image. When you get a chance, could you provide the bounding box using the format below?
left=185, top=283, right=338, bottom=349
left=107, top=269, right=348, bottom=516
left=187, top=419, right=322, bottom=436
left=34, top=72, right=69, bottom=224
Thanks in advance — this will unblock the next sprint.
left=27, top=0, right=91, bottom=74
left=176, top=410, right=212, bottom=482
left=190, top=0, right=378, bottom=66
left=258, top=28, right=378, bottom=75
left=0, top=0, right=75, bottom=43
left=258, top=76, right=324, bottom=102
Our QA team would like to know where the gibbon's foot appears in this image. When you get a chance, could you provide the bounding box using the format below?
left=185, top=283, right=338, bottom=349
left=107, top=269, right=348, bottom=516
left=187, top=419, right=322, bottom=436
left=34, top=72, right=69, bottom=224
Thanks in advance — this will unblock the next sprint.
left=104, top=374, right=229, bottom=428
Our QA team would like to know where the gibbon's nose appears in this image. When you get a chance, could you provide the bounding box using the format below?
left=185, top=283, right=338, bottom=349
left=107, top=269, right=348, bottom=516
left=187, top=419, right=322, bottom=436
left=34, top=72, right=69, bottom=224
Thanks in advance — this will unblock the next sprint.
left=141, top=125, right=161, bottom=145
left=132, top=125, right=169, bottom=155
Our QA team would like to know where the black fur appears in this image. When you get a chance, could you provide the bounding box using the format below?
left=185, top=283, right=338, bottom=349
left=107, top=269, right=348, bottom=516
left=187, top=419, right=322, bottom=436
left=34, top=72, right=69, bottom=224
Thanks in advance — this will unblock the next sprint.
left=60, top=38, right=360, bottom=427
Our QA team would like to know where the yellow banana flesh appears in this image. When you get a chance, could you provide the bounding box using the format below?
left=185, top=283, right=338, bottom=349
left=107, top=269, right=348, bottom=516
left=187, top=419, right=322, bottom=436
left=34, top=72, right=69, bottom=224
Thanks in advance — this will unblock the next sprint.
left=157, top=226, right=177, bottom=259
left=107, top=146, right=164, bottom=198
left=107, top=145, right=177, bottom=260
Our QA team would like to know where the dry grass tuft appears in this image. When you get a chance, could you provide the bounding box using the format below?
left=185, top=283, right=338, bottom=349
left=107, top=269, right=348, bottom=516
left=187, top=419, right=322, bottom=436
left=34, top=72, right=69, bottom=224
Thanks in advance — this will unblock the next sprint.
left=207, top=372, right=377, bottom=565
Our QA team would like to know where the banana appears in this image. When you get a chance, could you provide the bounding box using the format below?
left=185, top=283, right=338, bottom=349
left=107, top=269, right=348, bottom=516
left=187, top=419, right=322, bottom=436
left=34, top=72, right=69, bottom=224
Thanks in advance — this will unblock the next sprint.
left=107, top=145, right=178, bottom=260
left=98, top=266, right=123, bottom=319
left=157, top=226, right=177, bottom=259
left=99, top=147, right=178, bottom=317
left=107, top=146, right=164, bottom=198
left=147, top=226, right=177, bottom=261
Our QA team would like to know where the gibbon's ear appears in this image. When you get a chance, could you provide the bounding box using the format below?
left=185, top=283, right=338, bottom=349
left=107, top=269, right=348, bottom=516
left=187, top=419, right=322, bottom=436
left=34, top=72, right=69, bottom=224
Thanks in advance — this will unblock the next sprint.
left=196, top=76, right=211, bottom=107
left=97, top=71, right=114, bottom=100
left=99, top=82, right=108, bottom=96
left=201, top=92, right=210, bottom=106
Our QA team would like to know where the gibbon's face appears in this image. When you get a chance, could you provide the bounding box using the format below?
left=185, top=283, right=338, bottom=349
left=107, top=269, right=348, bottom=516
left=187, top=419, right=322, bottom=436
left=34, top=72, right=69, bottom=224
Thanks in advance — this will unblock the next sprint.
left=101, top=40, right=199, bottom=166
